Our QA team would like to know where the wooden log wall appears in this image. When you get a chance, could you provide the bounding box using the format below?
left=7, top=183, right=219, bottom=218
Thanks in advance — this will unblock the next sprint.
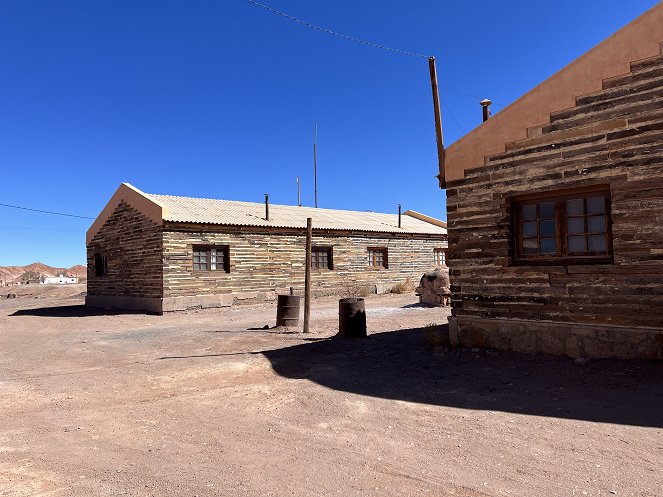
left=87, top=201, right=164, bottom=298
left=446, top=46, right=663, bottom=340
left=162, top=224, right=446, bottom=299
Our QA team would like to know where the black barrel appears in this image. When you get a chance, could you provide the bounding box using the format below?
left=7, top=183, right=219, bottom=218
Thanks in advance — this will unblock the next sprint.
left=338, top=298, right=367, bottom=338
left=276, top=294, right=301, bottom=327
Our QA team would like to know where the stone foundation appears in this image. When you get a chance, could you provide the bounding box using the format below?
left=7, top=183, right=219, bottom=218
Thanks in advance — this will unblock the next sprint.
left=449, top=316, right=663, bottom=360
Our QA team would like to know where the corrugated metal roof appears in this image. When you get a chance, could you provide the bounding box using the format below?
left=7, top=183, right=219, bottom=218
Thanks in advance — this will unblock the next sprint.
left=146, top=193, right=446, bottom=235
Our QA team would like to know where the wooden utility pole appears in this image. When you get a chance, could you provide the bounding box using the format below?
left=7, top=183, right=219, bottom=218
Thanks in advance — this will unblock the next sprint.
left=303, top=217, right=312, bottom=333
left=428, top=56, right=446, bottom=188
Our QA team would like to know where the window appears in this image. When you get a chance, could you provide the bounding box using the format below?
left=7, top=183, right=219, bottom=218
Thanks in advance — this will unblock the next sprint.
left=367, top=247, right=388, bottom=268
left=434, top=248, right=446, bottom=266
left=311, top=246, right=333, bottom=269
left=193, top=246, right=230, bottom=272
left=512, top=186, right=612, bottom=263
left=94, top=253, right=108, bottom=277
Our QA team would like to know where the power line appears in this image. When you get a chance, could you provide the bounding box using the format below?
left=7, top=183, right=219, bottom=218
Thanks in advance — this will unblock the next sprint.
left=0, top=225, right=86, bottom=233
left=246, top=0, right=429, bottom=59
left=440, top=96, right=465, bottom=134
left=0, top=203, right=94, bottom=220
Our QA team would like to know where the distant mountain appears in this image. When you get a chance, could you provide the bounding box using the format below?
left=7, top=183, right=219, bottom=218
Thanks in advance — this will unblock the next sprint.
left=0, top=263, right=86, bottom=284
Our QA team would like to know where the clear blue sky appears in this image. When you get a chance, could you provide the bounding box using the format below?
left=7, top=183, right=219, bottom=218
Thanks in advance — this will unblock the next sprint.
left=1, top=0, right=659, bottom=267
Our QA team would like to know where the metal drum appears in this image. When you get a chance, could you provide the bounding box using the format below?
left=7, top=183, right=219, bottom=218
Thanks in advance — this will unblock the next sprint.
left=276, top=294, right=301, bottom=327
left=338, top=298, right=367, bottom=338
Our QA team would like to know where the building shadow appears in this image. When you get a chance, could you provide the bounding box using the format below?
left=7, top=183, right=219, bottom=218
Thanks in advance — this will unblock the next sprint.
left=11, top=305, right=154, bottom=317
left=261, top=326, right=663, bottom=428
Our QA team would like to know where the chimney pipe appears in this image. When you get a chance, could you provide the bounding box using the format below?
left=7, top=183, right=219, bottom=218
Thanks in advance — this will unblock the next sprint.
left=398, top=204, right=402, bottom=228
left=480, top=99, right=492, bottom=122
left=264, top=193, right=269, bottom=221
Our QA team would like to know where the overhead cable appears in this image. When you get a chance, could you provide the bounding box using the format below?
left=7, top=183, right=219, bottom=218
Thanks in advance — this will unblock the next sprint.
left=0, top=203, right=94, bottom=220
left=247, top=0, right=430, bottom=59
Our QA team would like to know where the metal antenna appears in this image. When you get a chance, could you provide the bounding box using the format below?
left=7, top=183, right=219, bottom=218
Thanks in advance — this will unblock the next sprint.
left=297, top=176, right=301, bottom=207
left=314, top=124, right=318, bottom=208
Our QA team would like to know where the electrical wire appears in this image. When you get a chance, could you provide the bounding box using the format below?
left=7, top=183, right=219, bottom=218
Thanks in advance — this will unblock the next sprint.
left=0, top=203, right=94, bottom=220
left=246, top=0, right=430, bottom=59
left=0, top=225, right=86, bottom=233
left=441, top=96, right=465, bottom=134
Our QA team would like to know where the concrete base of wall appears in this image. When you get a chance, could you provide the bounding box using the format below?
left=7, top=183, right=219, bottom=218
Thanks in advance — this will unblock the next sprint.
left=86, top=293, right=252, bottom=313
left=449, top=315, right=663, bottom=360
left=162, top=294, right=233, bottom=312
left=86, top=295, right=163, bottom=314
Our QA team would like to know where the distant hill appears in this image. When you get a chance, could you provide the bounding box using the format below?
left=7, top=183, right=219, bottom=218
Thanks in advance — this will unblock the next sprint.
left=0, top=263, right=86, bottom=284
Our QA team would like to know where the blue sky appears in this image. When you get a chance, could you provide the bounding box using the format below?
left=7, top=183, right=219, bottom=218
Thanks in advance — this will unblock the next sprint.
left=1, top=0, right=659, bottom=267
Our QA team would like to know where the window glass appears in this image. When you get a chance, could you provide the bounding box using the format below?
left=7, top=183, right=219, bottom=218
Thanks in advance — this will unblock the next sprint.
left=514, top=188, right=611, bottom=262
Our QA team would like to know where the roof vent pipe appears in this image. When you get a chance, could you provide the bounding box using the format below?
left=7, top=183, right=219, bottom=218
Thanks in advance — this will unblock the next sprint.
left=398, top=204, right=402, bottom=228
left=480, top=99, right=492, bottom=122
left=264, top=193, right=269, bottom=221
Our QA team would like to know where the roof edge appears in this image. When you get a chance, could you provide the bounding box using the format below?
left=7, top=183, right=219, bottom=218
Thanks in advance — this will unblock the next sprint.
left=86, top=183, right=168, bottom=244
left=403, top=210, right=447, bottom=229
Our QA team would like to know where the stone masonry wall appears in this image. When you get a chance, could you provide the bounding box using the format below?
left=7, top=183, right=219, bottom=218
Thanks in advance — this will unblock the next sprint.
left=162, top=224, right=446, bottom=300
left=445, top=46, right=663, bottom=358
left=87, top=201, right=163, bottom=299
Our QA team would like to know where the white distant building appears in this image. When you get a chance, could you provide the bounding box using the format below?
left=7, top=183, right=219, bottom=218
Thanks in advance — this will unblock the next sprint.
left=42, top=277, right=79, bottom=285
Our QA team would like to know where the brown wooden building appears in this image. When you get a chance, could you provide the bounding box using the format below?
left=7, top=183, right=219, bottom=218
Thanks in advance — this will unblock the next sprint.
left=441, top=4, right=663, bottom=359
left=86, top=183, right=447, bottom=313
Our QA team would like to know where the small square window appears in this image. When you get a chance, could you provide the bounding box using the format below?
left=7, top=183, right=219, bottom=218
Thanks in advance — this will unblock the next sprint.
left=434, top=249, right=446, bottom=266
left=311, top=246, right=333, bottom=269
left=94, top=253, right=108, bottom=277
left=368, top=248, right=388, bottom=268
left=193, top=246, right=230, bottom=272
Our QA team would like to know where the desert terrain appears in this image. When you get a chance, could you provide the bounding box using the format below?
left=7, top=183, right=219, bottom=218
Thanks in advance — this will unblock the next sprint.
left=0, top=286, right=661, bottom=496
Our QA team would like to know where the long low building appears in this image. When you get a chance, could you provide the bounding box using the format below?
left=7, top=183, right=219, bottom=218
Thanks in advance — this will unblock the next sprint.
left=86, top=183, right=448, bottom=313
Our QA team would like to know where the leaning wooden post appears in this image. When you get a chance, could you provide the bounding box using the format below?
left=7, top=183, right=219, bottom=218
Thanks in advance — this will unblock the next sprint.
left=303, top=217, right=312, bottom=333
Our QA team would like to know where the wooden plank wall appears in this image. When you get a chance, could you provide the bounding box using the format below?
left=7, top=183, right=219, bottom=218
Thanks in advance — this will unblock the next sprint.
left=87, top=201, right=164, bottom=298
left=162, top=224, right=446, bottom=298
left=446, top=47, right=663, bottom=332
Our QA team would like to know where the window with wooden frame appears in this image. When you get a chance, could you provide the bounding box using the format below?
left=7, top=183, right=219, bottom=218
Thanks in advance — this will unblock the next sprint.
left=193, top=245, right=230, bottom=272
left=311, top=246, right=333, bottom=270
left=94, top=253, right=108, bottom=277
left=434, top=248, right=446, bottom=266
left=512, top=185, right=612, bottom=264
left=367, top=247, right=388, bottom=268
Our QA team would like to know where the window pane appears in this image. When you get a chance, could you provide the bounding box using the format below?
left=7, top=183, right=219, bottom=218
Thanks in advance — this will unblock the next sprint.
left=588, top=235, right=607, bottom=253
left=520, top=204, right=536, bottom=221
left=539, top=202, right=555, bottom=219
left=522, top=221, right=537, bottom=237
left=566, top=199, right=584, bottom=216
left=522, top=239, right=538, bottom=254
left=540, top=238, right=556, bottom=254
left=539, top=220, right=556, bottom=237
left=567, top=217, right=585, bottom=235
left=587, top=196, right=606, bottom=215
left=587, top=215, right=606, bottom=233
left=568, top=236, right=586, bottom=253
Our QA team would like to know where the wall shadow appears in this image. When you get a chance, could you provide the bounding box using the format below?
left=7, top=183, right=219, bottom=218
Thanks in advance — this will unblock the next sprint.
left=262, top=327, right=663, bottom=428
left=11, top=305, right=154, bottom=317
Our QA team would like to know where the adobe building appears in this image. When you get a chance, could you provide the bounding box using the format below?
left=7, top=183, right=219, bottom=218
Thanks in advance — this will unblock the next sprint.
left=441, top=4, right=663, bottom=359
left=86, top=183, right=447, bottom=313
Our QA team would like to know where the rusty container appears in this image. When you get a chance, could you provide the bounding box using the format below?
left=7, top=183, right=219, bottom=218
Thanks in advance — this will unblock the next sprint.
left=276, top=294, right=301, bottom=327
left=338, top=298, right=367, bottom=338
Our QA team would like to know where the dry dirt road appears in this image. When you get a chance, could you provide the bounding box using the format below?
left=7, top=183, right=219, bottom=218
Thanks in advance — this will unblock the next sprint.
left=1, top=285, right=662, bottom=496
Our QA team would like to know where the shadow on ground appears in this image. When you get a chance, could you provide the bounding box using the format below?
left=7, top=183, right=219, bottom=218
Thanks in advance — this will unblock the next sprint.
left=261, top=326, right=663, bottom=428
left=11, top=305, right=153, bottom=317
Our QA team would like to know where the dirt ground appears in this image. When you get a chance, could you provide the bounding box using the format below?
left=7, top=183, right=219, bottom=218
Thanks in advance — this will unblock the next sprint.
left=1, top=284, right=662, bottom=497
